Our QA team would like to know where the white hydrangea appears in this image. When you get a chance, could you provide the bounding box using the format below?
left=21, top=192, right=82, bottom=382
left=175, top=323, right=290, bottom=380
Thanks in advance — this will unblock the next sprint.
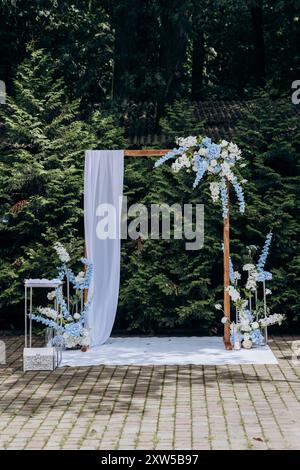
left=62, top=328, right=89, bottom=349
left=175, top=136, right=197, bottom=147
left=240, top=321, right=251, bottom=332
left=198, top=147, right=209, bottom=157
left=243, top=263, right=255, bottom=271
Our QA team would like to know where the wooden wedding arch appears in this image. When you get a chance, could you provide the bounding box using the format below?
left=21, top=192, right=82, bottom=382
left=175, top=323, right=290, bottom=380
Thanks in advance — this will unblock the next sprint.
left=85, top=149, right=232, bottom=350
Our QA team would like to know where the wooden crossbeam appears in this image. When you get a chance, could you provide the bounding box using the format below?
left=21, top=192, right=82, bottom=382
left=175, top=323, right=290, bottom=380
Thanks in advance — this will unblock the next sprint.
left=124, top=149, right=171, bottom=157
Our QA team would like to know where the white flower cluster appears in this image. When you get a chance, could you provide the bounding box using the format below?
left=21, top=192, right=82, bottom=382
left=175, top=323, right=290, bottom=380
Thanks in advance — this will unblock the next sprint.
left=62, top=329, right=89, bottom=349
left=260, top=313, right=284, bottom=328
left=53, top=242, right=70, bottom=263
left=171, top=153, right=192, bottom=173
left=36, top=306, right=59, bottom=320
left=175, top=136, right=198, bottom=147
left=75, top=271, right=85, bottom=285
left=47, top=290, right=56, bottom=301
left=226, top=285, right=240, bottom=302
left=242, top=263, right=258, bottom=291
left=209, top=182, right=220, bottom=202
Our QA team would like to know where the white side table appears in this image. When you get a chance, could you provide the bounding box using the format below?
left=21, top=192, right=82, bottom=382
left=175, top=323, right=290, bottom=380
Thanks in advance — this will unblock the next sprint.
left=24, top=278, right=63, bottom=348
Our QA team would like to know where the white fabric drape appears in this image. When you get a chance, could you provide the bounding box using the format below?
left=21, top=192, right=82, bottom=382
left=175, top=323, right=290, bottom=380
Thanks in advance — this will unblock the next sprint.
left=84, top=150, right=124, bottom=347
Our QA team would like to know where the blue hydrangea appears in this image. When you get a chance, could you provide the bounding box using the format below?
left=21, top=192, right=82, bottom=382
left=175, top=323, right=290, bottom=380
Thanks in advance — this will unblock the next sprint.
left=250, top=329, right=264, bottom=346
left=244, top=309, right=253, bottom=322
left=207, top=143, right=221, bottom=159
left=202, top=137, right=212, bottom=146
left=64, top=322, right=83, bottom=338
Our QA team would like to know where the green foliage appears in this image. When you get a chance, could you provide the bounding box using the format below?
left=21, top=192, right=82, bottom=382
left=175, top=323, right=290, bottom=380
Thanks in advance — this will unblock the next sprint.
left=235, top=92, right=300, bottom=322
left=116, top=154, right=223, bottom=334
left=0, top=47, right=125, bottom=327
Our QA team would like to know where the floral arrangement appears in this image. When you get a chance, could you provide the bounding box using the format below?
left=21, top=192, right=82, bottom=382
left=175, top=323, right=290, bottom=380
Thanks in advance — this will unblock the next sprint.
left=154, top=136, right=246, bottom=218
left=216, top=232, right=285, bottom=349
left=31, top=242, right=92, bottom=349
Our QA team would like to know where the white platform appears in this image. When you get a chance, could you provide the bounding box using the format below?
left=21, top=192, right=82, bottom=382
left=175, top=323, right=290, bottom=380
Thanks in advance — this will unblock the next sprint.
left=60, top=336, right=278, bottom=367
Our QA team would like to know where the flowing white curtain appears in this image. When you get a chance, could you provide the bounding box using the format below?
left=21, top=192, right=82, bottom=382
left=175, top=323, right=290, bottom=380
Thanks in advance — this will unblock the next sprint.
left=84, top=150, right=124, bottom=347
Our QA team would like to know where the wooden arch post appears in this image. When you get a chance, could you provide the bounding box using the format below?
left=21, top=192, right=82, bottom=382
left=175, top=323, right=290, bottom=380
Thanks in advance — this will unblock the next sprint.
left=85, top=149, right=231, bottom=349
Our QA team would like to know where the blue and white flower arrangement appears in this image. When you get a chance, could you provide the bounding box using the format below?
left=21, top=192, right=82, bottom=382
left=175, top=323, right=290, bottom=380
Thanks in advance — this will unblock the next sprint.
left=154, top=136, right=246, bottom=218
left=216, top=232, right=284, bottom=349
left=32, top=242, right=93, bottom=350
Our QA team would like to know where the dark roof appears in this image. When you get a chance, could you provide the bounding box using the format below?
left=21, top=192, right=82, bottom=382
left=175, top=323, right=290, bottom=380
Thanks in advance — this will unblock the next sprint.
left=123, top=100, right=250, bottom=145
left=123, top=100, right=300, bottom=146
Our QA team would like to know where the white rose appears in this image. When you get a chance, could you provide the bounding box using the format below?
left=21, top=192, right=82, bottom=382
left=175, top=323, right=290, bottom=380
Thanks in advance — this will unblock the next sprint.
left=74, top=313, right=81, bottom=320
left=252, top=322, right=259, bottom=330
left=47, top=290, right=56, bottom=301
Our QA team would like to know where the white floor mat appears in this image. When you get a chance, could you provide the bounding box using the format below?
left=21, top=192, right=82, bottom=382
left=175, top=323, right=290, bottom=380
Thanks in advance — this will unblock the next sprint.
left=60, top=336, right=278, bottom=367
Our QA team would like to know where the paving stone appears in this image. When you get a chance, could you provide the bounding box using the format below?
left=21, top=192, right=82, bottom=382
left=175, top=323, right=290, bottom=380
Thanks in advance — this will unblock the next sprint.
left=1, top=335, right=300, bottom=449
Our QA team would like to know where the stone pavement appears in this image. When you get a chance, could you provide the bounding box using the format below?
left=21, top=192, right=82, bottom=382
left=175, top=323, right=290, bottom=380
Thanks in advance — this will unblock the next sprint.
left=0, top=335, right=300, bottom=450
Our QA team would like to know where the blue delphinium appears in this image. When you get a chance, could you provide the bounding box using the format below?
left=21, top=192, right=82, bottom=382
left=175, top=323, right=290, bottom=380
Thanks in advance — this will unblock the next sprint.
left=30, top=314, right=62, bottom=332
left=66, top=258, right=93, bottom=290
left=193, top=157, right=208, bottom=188
left=256, top=270, right=272, bottom=282
left=154, top=147, right=186, bottom=168
left=220, top=179, right=228, bottom=219
left=233, top=181, right=245, bottom=214
left=257, top=231, right=273, bottom=272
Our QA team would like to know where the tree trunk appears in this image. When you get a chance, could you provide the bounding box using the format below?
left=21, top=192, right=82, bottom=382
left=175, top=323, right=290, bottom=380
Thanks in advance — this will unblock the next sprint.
left=112, top=1, right=138, bottom=100
left=157, top=0, right=188, bottom=118
left=191, top=30, right=205, bottom=101
left=250, top=0, right=266, bottom=87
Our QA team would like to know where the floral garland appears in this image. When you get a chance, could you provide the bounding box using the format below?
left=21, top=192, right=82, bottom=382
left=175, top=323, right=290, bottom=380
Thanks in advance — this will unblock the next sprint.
left=154, top=136, right=246, bottom=218
left=32, top=242, right=93, bottom=349
left=216, top=232, right=284, bottom=348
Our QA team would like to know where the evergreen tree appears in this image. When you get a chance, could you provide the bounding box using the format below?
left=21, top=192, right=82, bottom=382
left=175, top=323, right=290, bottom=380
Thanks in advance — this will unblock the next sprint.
left=236, top=92, right=300, bottom=323
left=0, top=47, right=125, bottom=327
